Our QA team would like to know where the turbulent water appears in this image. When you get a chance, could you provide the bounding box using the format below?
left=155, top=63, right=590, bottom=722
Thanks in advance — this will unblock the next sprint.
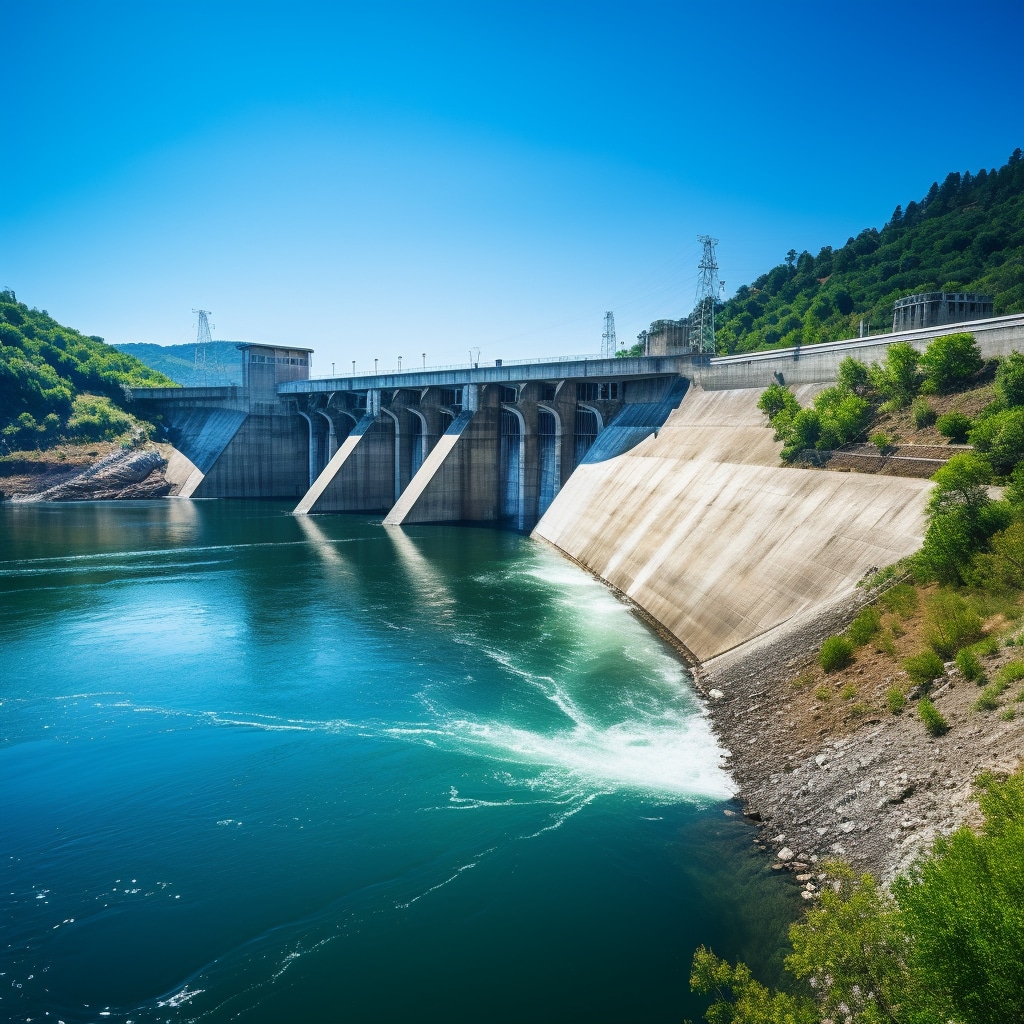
left=1, top=501, right=798, bottom=1023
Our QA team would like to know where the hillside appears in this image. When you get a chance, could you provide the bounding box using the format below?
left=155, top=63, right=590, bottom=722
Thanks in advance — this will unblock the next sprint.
left=715, top=148, right=1024, bottom=355
left=0, top=290, right=176, bottom=452
left=114, top=341, right=243, bottom=387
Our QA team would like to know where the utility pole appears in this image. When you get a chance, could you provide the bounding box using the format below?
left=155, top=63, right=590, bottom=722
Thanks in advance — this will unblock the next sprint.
left=602, top=311, right=617, bottom=358
left=192, top=309, right=212, bottom=385
left=692, top=236, right=722, bottom=356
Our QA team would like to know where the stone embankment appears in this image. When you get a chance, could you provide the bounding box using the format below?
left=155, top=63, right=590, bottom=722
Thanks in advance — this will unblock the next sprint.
left=5, top=445, right=171, bottom=501
left=695, top=592, right=1024, bottom=883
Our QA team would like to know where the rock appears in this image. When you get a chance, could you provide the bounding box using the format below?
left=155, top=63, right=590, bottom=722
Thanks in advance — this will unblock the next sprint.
left=777, top=847, right=795, bottom=862
left=839, top=821, right=856, bottom=833
left=708, top=688, right=725, bottom=700
left=11, top=447, right=169, bottom=502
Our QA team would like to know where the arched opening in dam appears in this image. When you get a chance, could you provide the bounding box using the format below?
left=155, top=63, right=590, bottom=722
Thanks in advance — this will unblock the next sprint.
left=574, top=404, right=600, bottom=466
left=499, top=407, right=523, bottom=523
left=538, top=407, right=559, bottom=517
left=409, top=411, right=427, bottom=479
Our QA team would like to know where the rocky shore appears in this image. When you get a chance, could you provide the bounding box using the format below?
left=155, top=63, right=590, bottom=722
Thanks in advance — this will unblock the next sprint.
left=2, top=444, right=172, bottom=501
left=694, top=589, right=1024, bottom=884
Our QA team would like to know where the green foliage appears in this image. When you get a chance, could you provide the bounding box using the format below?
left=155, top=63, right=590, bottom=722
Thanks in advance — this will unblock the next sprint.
left=924, top=589, right=984, bottom=658
left=886, top=686, right=907, bottom=713
left=819, top=634, right=854, bottom=672
left=692, top=772, right=1024, bottom=1024
left=919, top=332, right=984, bottom=394
left=65, top=394, right=133, bottom=442
left=814, top=684, right=831, bottom=701
left=911, top=397, right=937, bottom=428
left=0, top=291, right=175, bottom=450
left=879, top=583, right=918, bottom=617
left=847, top=605, right=881, bottom=646
left=971, top=521, right=1024, bottom=591
left=935, top=411, right=973, bottom=443
left=904, top=650, right=945, bottom=685
left=954, top=647, right=984, bottom=682
left=837, top=356, right=870, bottom=394
left=688, top=946, right=818, bottom=1024
left=974, top=684, right=1002, bottom=711
left=839, top=682, right=858, bottom=700
left=918, top=697, right=950, bottom=735
left=757, top=382, right=801, bottom=441
left=869, top=342, right=920, bottom=407
left=892, top=772, right=1024, bottom=1024
left=968, top=407, right=1024, bottom=473
left=773, top=382, right=872, bottom=461
left=871, top=431, right=895, bottom=451
left=615, top=341, right=645, bottom=358
left=712, top=152, right=1024, bottom=358
left=917, top=453, right=1011, bottom=584
left=994, top=350, right=1024, bottom=407
left=995, top=659, right=1024, bottom=685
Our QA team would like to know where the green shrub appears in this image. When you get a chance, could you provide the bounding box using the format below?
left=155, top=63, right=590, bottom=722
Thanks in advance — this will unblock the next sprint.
left=871, top=431, right=895, bottom=452
left=887, top=687, right=908, bottom=714
left=955, top=648, right=984, bottom=682
left=912, top=398, right=937, bottom=428
left=849, top=701, right=870, bottom=717
left=840, top=683, right=858, bottom=701
left=969, top=636, right=1001, bottom=657
left=918, top=698, right=950, bottom=735
left=995, top=660, right=1024, bottom=686
left=920, top=332, right=983, bottom=394
left=66, top=393, right=133, bottom=442
left=904, top=650, right=946, bottom=685
left=815, top=684, right=832, bottom=701
left=1000, top=709, right=1016, bottom=721
left=819, top=635, right=855, bottom=672
left=935, top=411, right=973, bottom=444
left=875, top=629, right=896, bottom=657
left=847, top=606, right=881, bottom=647
left=925, top=590, right=984, bottom=658
left=880, top=583, right=919, bottom=618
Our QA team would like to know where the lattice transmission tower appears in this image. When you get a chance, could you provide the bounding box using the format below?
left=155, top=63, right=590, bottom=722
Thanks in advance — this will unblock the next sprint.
left=602, top=311, right=617, bottom=358
left=192, top=309, right=213, bottom=385
left=691, top=236, right=723, bottom=356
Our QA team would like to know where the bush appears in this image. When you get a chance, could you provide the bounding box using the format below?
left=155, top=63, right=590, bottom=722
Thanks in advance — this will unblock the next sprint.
left=918, top=698, right=950, bottom=735
left=925, top=590, right=984, bottom=658
left=840, top=683, right=858, bottom=700
left=847, top=606, right=881, bottom=646
left=975, top=685, right=1002, bottom=712
left=887, top=687, right=907, bottom=714
left=919, top=332, right=983, bottom=394
left=994, top=350, right=1024, bottom=407
left=935, top=411, right=973, bottom=443
left=995, top=660, right=1024, bottom=686
left=815, top=684, right=832, bottom=701
left=819, top=635, right=855, bottom=672
left=870, top=342, right=921, bottom=407
left=66, top=393, right=133, bottom=442
left=968, top=407, right=1024, bottom=474
left=955, top=648, right=984, bottom=682
left=912, top=398, right=937, bottom=428
left=871, top=431, right=896, bottom=452
left=904, top=650, right=946, bottom=685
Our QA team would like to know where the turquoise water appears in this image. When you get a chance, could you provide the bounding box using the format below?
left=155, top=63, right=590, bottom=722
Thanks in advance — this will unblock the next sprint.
left=1, top=501, right=798, bottom=1023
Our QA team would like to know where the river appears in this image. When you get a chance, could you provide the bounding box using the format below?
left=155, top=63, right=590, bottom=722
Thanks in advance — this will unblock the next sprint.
left=1, top=501, right=798, bottom=1022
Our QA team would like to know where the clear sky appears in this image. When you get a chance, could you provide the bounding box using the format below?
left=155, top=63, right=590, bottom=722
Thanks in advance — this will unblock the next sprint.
left=4, top=0, right=1023, bottom=374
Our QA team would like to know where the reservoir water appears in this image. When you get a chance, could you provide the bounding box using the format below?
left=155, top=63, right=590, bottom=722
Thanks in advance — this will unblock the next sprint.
left=1, top=501, right=798, bottom=1023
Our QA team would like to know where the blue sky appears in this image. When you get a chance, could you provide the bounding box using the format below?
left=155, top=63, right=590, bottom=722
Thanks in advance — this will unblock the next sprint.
left=4, top=0, right=1023, bottom=373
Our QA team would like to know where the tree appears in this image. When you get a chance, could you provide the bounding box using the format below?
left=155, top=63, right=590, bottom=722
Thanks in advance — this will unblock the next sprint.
left=919, top=333, right=983, bottom=394
left=917, top=453, right=1011, bottom=583
left=994, top=350, right=1024, bottom=406
left=968, top=408, right=1024, bottom=474
left=869, top=343, right=920, bottom=407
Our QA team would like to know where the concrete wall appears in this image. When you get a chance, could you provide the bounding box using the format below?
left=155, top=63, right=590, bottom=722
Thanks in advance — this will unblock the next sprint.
left=532, top=384, right=932, bottom=663
left=701, top=313, right=1024, bottom=391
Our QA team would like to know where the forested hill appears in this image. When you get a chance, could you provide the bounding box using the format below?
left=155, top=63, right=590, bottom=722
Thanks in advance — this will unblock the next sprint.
left=0, top=291, right=176, bottom=451
left=715, top=148, right=1024, bottom=355
left=114, top=341, right=243, bottom=387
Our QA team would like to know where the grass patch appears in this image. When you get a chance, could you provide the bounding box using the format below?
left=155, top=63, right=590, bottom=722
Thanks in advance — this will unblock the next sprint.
left=790, top=671, right=815, bottom=690
left=819, top=635, right=854, bottom=673
left=879, top=583, right=919, bottom=618
left=1000, top=709, right=1016, bottom=721
left=874, top=629, right=897, bottom=657
left=815, top=685, right=832, bottom=702
left=968, top=637, right=1000, bottom=657
left=955, top=648, right=985, bottom=682
left=918, top=698, right=950, bottom=736
left=839, top=683, right=858, bottom=701
left=994, top=660, right=1024, bottom=686
left=904, top=650, right=946, bottom=686
left=847, top=606, right=881, bottom=647
left=887, top=687, right=908, bottom=714
left=849, top=701, right=870, bottom=717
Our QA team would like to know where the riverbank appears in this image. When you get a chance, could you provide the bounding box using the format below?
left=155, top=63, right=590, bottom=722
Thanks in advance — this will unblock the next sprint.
left=695, top=589, right=1024, bottom=883
left=0, top=441, right=173, bottom=501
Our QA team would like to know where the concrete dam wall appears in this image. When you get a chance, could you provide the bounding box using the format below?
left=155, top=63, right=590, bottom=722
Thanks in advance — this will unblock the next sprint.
left=532, top=385, right=932, bottom=664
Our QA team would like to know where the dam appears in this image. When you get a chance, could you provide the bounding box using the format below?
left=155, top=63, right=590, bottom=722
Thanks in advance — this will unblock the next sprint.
left=132, top=312, right=1024, bottom=664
